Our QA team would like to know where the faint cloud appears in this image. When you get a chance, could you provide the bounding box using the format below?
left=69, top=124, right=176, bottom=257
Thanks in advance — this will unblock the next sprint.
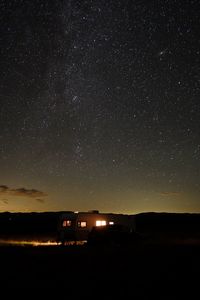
left=35, top=198, right=45, bottom=203
left=160, top=192, right=181, bottom=197
left=0, top=185, right=47, bottom=202
left=11, top=188, right=47, bottom=198
left=0, top=185, right=9, bottom=192
left=1, top=199, right=8, bottom=204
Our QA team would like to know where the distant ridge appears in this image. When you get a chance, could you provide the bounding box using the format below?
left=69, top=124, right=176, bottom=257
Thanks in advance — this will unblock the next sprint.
left=135, top=212, right=200, bottom=233
left=0, top=211, right=200, bottom=240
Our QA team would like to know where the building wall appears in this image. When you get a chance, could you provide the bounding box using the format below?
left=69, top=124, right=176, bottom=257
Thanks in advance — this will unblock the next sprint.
left=58, top=212, right=136, bottom=242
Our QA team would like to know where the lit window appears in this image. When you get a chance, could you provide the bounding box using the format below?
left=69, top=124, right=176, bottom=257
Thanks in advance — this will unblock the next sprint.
left=109, top=221, right=114, bottom=225
left=96, top=220, right=107, bottom=226
left=62, top=220, right=71, bottom=227
left=78, top=221, right=87, bottom=228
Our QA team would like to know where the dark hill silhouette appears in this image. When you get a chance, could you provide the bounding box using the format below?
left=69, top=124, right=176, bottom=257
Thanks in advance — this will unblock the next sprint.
left=135, top=212, right=200, bottom=234
left=0, top=211, right=71, bottom=241
left=0, top=211, right=200, bottom=242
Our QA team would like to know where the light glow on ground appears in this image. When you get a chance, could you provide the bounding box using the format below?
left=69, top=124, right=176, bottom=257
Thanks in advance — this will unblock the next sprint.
left=0, top=239, right=87, bottom=246
left=0, top=239, right=61, bottom=246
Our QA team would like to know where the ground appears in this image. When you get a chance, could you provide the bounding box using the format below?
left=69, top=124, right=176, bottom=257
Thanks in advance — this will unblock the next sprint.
left=0, top=240, right=199, bottom=298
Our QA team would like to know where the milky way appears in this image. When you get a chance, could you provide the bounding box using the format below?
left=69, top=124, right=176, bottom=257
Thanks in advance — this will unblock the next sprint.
left=0, top=0, right=200, bottom=213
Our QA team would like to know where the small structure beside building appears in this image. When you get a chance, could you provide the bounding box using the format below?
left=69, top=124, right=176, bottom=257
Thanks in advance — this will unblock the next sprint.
left=57, top=210, right=136, bottom=244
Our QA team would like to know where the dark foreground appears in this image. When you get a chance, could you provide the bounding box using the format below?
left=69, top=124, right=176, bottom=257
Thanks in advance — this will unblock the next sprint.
left=1, top=241, right=200, bottom=298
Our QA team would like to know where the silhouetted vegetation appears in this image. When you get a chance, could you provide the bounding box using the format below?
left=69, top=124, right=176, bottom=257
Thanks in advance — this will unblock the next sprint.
left=88, top=224, right=140, bottom=246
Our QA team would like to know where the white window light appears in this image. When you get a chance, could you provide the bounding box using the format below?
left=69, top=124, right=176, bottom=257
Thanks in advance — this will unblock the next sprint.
left=109, top=221, right=114, bottom=225
left=78, top=221, right=87, bottom=228
left=96, top=220, right=107, bottom=226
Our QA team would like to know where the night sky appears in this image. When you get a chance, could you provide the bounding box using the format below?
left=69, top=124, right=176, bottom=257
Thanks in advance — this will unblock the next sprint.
left=0, top=0, right=200, bottom=213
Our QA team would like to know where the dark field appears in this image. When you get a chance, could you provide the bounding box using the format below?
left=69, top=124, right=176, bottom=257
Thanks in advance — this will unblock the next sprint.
left=1, top=241, right=200, bottom=298
left=1, top=212, right=200, bottom=297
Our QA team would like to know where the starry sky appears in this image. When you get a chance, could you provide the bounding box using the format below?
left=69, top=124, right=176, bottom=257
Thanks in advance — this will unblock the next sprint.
left=0, top=0, right=200, bottom=213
